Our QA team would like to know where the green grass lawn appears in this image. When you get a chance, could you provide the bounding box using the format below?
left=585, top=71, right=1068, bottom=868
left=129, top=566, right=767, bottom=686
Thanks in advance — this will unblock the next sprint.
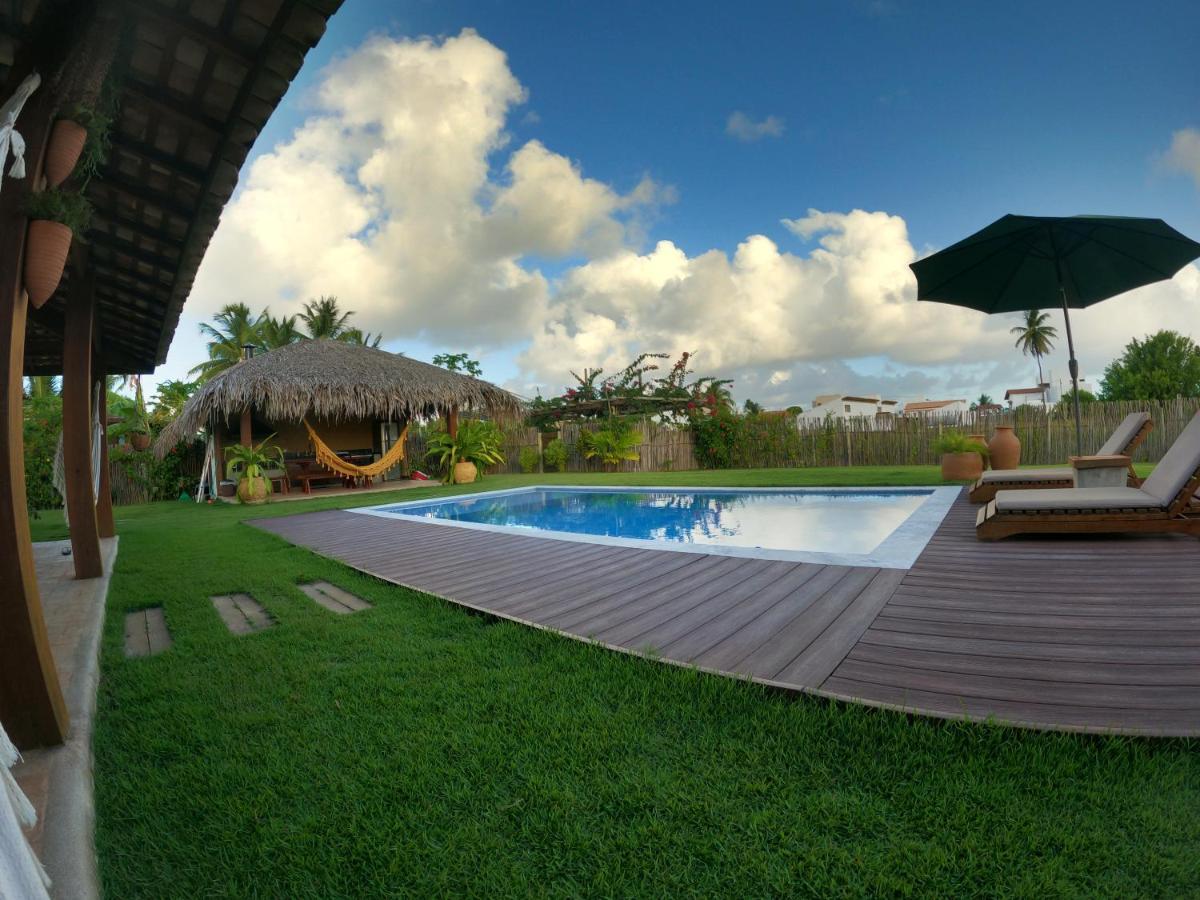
left=31, top=466, right=1197, bottom=897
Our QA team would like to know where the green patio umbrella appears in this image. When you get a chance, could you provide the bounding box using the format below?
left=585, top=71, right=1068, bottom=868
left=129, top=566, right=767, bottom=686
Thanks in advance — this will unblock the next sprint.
left=909, top=214, right=1200, bottom=454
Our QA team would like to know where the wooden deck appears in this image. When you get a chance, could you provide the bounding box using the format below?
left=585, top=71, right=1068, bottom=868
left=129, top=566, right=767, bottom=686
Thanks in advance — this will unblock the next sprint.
left=249, top=492, right=1200, bottom=736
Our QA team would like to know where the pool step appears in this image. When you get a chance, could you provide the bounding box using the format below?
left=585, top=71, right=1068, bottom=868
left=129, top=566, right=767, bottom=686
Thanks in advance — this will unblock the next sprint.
left=211, top=593, right=274, bottom=635
left=123, top=607, right=172, bottom=657
left=298, top=581, right=372, bottom=614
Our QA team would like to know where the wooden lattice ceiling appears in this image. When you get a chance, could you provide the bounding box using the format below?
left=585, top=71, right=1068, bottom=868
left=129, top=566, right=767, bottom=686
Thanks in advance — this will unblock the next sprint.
left=4, top=0, right=342, bottom=375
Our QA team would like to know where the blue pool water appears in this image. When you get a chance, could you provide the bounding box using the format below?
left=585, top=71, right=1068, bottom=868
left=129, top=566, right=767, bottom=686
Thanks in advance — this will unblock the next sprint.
left=368, top=487, right=939, bottom=559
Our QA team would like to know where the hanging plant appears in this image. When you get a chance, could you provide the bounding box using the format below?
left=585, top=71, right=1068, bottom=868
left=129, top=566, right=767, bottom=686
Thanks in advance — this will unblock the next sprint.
left=45, top=103, right=113, bottom=187
left=22, top=188, right=93, bottom=308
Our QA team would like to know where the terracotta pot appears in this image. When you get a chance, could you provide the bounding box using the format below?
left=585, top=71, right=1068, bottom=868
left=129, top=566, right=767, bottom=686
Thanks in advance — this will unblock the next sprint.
left=452, top=461, right=478, bottom=484
left=44, top=119, right=87, bottom=187
left=940, top=451, right=983, bottom=482
left=988, top=425, right=1021, bottom=470
left=24, top=219, right=73, bottom=308
left=236, top=475, right=270, bottom=505
left=130, top=432, right=151, bottom=452
left=968, top=434, right=988, bottom=469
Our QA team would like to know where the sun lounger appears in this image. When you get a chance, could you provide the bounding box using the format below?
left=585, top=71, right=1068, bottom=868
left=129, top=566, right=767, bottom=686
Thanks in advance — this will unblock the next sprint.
left=976, top=411, right=1200, bottom=540
left=968, top=412, right=1152, bottom=503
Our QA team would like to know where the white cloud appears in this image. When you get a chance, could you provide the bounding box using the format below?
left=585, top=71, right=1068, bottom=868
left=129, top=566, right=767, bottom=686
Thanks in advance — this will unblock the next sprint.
left=725, top=111, right=785, bottom=142
left=514, top=208, right=1200, bottom=405
left=189, top=29, right=667, bottom=346
left=169, top=30, right=1200, bottom=411
left=1162, top=127, right=1200, bottom=189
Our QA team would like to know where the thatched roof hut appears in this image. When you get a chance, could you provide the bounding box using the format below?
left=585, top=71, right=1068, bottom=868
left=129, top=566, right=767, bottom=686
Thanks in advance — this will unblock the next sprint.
left=156, top=340, right=524, bottom=454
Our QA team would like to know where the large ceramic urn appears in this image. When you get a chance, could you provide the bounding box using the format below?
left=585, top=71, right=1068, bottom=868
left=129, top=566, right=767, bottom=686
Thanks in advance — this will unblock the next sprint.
left=988, top=426, right=1020, bottom=470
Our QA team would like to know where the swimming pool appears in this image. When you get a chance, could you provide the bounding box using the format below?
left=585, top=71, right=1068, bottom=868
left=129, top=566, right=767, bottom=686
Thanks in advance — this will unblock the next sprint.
left=356, top=485, right=959, bottom=568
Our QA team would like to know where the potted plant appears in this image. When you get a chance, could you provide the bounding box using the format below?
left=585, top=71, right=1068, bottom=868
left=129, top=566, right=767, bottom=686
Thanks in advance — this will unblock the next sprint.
left=933, top=431, right=988, bottom=481
left=424, top=419, right=505, bottom=484
left=44, top=101, right=110, bottom=187
left=108, top=393, right=154, bottom=451
left=23, top=187, right=92, bottom=307
left=224, top=436, right=285, bottom=504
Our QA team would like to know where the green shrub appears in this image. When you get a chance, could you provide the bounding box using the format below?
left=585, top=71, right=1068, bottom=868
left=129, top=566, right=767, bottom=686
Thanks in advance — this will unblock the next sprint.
left=542, top=438, right=569, bottom=472
left=690, top=409, right=744, bottom=469
left=932, top=431, right=988, bottom=457
left=24, top=187, right=93, bottom=234
left=577, top=417, right=640, bottom=468
left=518, top=446, right=540, bottom=474
left=23, top=394, right=62, bottom=515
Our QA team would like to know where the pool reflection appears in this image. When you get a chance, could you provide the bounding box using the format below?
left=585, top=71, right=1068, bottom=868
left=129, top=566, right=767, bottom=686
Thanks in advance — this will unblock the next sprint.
left=386, top=489, right=931, bottom=555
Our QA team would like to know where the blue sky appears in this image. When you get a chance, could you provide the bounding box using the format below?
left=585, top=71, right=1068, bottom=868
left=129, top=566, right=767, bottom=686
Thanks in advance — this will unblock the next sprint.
left=160, top=0, right=1200, bottom=406
left=284, top=0, right=1200, bottom=249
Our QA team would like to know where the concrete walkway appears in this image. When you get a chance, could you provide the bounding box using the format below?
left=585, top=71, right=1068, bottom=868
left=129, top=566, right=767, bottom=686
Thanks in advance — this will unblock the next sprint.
left=13, top=539, right=116, bottom=900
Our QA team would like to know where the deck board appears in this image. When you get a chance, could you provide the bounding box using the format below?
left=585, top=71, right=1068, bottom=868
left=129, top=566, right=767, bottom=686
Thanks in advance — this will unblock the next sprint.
left=249, top=490, right=1200, bottom=736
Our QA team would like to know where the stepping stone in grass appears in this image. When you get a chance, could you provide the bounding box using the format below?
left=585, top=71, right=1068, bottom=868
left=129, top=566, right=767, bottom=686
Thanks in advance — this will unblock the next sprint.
left=297, top=581, right=372, bottom=615
left=210, top=593, right=274, bottom=635
left=123, top=607, right=172, bottom=658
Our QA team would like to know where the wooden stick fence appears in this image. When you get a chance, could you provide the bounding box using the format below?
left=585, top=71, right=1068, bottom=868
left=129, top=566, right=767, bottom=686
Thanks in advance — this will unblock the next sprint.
left=409, top=399, right=1199, bottom=474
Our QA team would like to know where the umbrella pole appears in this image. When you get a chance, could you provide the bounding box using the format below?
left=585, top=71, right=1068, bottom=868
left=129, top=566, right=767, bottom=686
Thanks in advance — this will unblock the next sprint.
left=1059, top=286, right=1083, bottom=455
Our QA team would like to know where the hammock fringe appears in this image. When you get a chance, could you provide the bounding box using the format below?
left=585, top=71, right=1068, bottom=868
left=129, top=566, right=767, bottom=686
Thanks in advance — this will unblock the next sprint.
left=302, top=419, right=408, bottom=479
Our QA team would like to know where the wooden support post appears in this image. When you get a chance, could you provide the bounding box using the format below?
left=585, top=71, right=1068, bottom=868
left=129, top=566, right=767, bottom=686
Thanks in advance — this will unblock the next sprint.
left=0, top=81, right=68, bottom=748
left=446, top=405, right=459, bottom=439
left=62, top=257, right=103, bottom=578
left=240, top=407, right=251, bottom=446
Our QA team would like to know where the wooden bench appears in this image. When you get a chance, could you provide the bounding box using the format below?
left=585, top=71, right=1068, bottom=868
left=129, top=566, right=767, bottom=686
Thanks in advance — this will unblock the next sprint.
left=287, top=462, right=343, bottom=494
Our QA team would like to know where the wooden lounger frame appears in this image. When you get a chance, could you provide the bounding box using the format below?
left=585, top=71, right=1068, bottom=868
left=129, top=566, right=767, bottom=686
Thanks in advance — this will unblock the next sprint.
left=968, top=418, right=1153, bottom=504
left=975, top=468, right=1200, bottom=540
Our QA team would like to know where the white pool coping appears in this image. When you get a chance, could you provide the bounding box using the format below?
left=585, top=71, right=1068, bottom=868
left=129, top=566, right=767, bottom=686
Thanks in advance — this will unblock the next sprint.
left=349, top=485, right=960, bottom=570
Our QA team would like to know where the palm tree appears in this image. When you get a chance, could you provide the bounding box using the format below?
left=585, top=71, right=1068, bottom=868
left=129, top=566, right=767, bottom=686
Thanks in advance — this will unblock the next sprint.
left=25, top=375, right=59, bottom=398
left=1011, top=310, right=1058, bottom=404
left=189, top=303, right=262, bottom=382
left=260, top=312, right=303, bottom=349
left=970, top=393, right=993, bottom=410
left=150, top=379, right=198, bottom=425
left=299, top=295, right=353, bottom=340
left=338, top=327, right=382, bottom=348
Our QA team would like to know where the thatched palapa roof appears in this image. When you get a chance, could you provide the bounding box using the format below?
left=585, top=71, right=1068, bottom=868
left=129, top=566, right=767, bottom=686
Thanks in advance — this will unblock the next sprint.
left=156, top=340, right=524, bottom=453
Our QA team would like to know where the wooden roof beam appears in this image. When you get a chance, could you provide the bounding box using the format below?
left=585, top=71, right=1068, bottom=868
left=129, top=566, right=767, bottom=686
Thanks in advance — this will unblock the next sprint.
left=107, top=132, right=209, bottom=182
left=124, top=0, right=258, bottom=68
left=91, top=208, right=186, bottom=247
left=122, top=80, right=227, bottom=136
left=92, top=167, right=199, bottom=220
left=88, top=230, right=180, bottom=272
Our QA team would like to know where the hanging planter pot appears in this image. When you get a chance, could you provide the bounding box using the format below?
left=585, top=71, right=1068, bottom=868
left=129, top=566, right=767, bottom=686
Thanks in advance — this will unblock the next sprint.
left=44, top=119, right=88, bottom=187
left=24, top=219, right=73, bottom=308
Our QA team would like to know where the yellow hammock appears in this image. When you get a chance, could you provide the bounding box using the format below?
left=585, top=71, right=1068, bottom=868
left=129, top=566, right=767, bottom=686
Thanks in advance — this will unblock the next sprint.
left=302, top=419, right=409, bottom=478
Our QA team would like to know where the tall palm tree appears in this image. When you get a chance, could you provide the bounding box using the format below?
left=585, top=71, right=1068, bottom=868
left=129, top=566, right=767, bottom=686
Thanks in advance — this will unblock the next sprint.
left=1011, top=310, right=1058, bottom=404
left=150, top=379, right=198, bottom=425
left=25, top=375, right=59, bottom=398
left=189, top=303, right=263, bottom=382
left=970, top=393, right=993, bottom=410
left=260, top=312, right=303, bottom=349
left=338, top=327, right=382, bottom=348
left=299, top=295, right=353, bottom=340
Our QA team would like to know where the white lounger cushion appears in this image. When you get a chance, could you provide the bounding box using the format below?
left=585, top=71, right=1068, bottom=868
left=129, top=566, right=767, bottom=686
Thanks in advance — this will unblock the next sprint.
left=994, top=487, right=1162, bottom=512
left=980, top=467, right=1072, bottom=484
left=1095, top=411, right=1151, bottom=456
left=1139, top=411, right=1200, bottom=506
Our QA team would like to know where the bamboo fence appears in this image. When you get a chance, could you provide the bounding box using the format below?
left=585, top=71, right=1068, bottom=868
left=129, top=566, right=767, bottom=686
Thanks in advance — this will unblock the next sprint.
left=406, top=399, right=1199, bottom=474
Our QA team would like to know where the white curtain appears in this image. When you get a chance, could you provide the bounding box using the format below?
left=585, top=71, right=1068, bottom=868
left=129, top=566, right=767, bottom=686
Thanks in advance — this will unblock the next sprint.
left=51, top=383, right=105, bottom=527
left=0, top=72, right=41, bottom=193
left=0, top=725, right=52, bottom=899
